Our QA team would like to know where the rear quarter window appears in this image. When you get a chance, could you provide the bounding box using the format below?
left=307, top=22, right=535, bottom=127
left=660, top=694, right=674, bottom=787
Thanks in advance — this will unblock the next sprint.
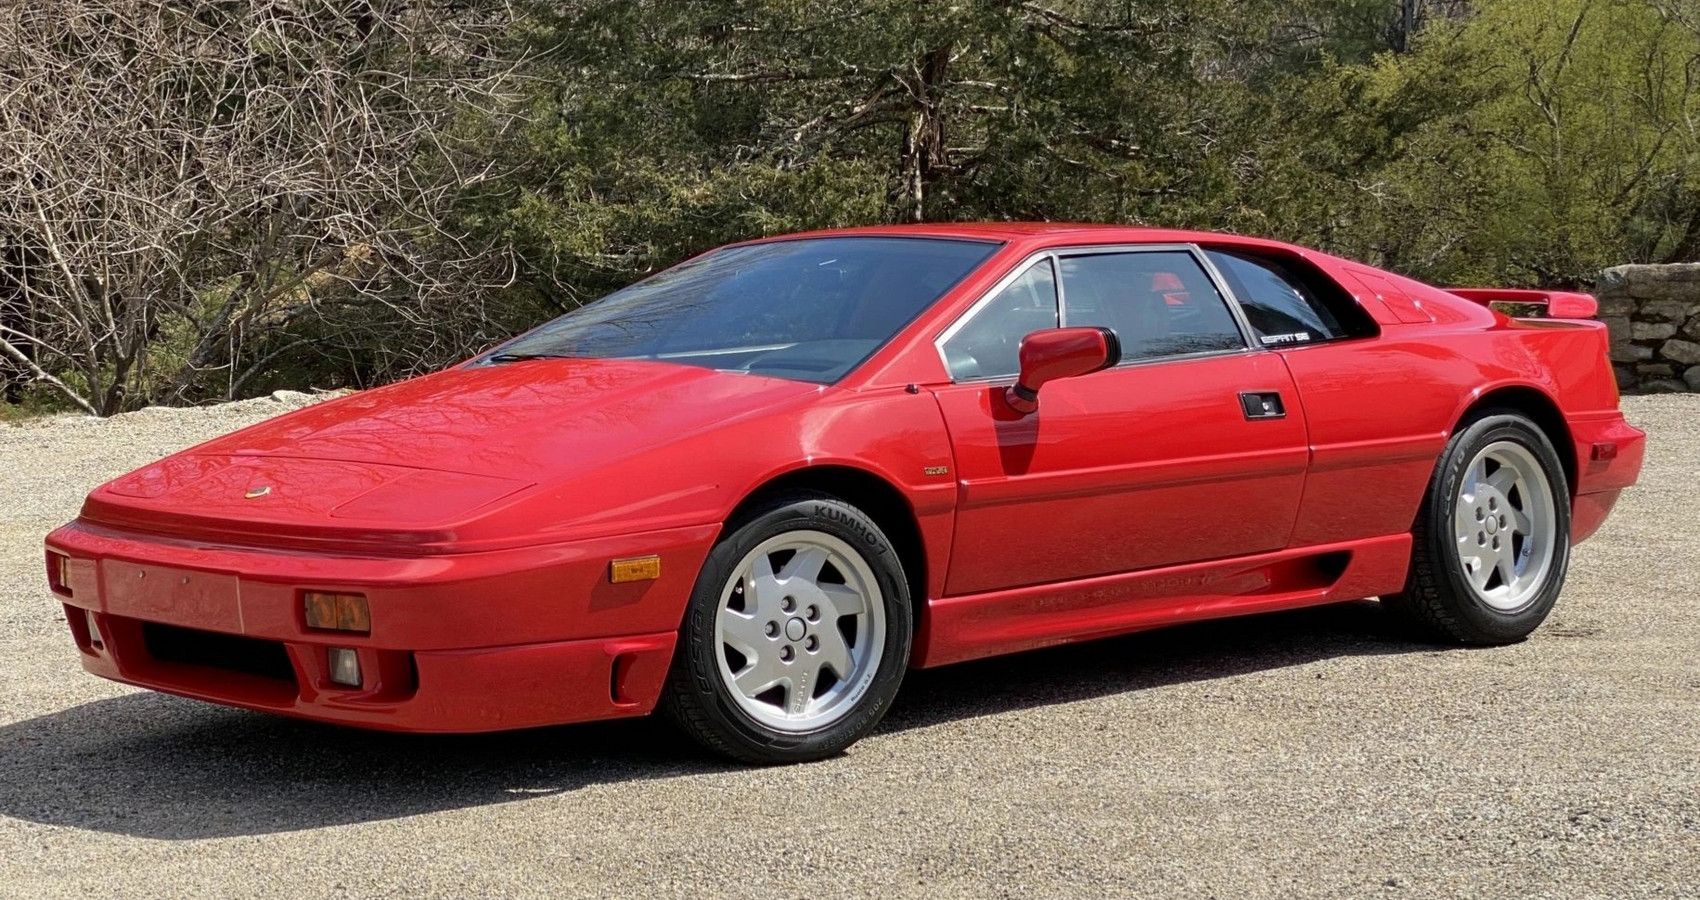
left=1206, top=249, right=1377, bottom=346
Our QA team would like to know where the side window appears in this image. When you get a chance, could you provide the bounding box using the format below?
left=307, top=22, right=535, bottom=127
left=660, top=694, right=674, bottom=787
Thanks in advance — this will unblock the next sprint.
left=1059, top=251, right=1246, bottom=361
left=941, top=259, right=1059, bottom=380
left=1205, top=250, right=1353, bottom=346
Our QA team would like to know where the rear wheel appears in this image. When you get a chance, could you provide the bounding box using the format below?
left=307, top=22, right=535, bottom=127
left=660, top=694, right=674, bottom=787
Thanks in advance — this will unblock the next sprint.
left=1384, top=411, right=1571, bottom=644
left=661, top=492, right=911, bottom=763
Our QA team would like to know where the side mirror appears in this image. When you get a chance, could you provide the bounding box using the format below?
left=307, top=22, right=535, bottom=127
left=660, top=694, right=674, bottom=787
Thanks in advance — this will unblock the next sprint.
left=1005, top=327, right=1121, bottom=415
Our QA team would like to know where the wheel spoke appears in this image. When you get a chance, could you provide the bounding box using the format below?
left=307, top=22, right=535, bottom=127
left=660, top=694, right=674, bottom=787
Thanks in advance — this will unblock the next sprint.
left=818, top=582, right=866, bottom=617
left=1460, top=458, right=1485, bottom=499
left=780, top=545, right=829, bottom=583
left=1455, top=496, right=1482, bottom=542
left=734, top=654, right=784, bottom=698
left=813, top=625, right=854, bottom=680
left=785, top=660, right=821, bottom=714
left=1509, top=504, right=1533, bottom=535
left=718, top=610, right=769, bottom=655
left=745, top=554, right=782, bottom=616
left=1495, top=548, right=1518, bottom=589
left=1487, top=466, right=1518, bottom=498
left=1463, top=553, right=1493, bottom=590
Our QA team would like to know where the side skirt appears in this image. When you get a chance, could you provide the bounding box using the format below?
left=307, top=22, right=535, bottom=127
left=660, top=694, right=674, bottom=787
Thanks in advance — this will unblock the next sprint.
left=913, top=534, right=1412, bottom=667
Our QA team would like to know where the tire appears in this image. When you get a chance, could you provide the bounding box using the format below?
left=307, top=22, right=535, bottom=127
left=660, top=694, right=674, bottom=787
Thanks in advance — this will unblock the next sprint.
left=660, top=491, right=913, bottom=764
left=1384, top=410, right=1571, bottom=644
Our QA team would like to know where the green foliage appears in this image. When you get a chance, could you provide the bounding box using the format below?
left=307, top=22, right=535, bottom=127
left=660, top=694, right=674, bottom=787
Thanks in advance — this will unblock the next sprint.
left=484, top=0, right=1314, bottom=295
left=10, top=0, right=1700, bottom=412
left=476, top=0, right=1700, bottom=302
left=1225, top=0, right=1700, bottom=284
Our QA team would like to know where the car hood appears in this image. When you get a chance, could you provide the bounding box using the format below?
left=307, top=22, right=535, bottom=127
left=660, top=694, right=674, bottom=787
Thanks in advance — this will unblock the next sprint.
left=80, top=359, right=822, bottom=548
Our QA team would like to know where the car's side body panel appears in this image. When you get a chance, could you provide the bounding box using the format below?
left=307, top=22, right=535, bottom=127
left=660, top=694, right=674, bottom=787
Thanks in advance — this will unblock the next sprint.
left=43, top=222, right=1646, bottom=733
left=916, top=533, right=1413, bottom=666
left=898, top=226, right=1642, bottom=665
left=930, top=352, right=1309, bottom=594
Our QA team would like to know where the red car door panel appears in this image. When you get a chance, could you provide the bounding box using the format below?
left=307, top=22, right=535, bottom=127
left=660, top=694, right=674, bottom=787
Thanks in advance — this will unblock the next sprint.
left=933, top=351, right=1309, bottom=595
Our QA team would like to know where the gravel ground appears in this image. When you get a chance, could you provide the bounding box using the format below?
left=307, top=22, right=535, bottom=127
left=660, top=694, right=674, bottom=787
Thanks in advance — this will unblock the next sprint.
left=1, top=392, right=1696, bottom=899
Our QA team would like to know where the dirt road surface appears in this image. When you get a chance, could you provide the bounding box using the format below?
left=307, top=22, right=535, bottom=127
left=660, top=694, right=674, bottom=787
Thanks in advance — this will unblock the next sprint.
left=2, top=393, right=1696, bottom=898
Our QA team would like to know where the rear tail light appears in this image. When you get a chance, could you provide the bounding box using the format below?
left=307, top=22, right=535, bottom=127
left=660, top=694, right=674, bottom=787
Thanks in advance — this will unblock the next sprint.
left=303, top=592, right=370, bottom=633
left=47, top=552, right=72, bottom=596
left=84, top=609, right=103, bottom=649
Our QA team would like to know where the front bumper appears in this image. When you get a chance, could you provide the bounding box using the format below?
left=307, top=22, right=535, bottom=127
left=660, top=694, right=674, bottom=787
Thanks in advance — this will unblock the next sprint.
left=44, top=519, right=717, bottom=732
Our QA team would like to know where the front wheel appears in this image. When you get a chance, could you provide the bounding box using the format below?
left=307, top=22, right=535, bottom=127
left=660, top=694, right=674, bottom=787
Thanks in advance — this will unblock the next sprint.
left=1384, top=411, right=1571, bottom=644
left=661, top=492, right=912, bottom=764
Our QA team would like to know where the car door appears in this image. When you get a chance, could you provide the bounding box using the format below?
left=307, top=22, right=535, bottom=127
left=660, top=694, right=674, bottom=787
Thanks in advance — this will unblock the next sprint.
left=931, top=245, right=1311, bottom=596
left=1202, top=247, right=1453, bottom=547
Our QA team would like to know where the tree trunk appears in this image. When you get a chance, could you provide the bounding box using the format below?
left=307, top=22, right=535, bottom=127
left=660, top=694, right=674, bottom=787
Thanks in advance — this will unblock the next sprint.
left=898, top=45, right=952, bottom=223
left=1392, top=0, right=1421, bottom=52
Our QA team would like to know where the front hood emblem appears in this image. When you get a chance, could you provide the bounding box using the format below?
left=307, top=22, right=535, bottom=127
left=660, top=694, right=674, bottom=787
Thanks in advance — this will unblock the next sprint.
left=244, top=485, right=272, bottom=499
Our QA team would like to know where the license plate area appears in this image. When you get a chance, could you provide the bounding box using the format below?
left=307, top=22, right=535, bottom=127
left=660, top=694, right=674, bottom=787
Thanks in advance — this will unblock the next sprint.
left=102, top=561, right=242, bottom=633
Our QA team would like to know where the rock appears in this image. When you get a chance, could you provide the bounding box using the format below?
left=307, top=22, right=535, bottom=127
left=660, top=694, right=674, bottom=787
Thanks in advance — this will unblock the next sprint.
left=270, top=389, right=311, bottom=403
left=1613, top=365, right=1639, bottom=390
left=1641, top=300, right=1695, bottom=323
left=1684, top=315, right=1700, bottom=341
left=1596, top=265, right=1632, bottom=296
left=1595, top=297, right=1638, bottom=319
left=1640, top=378, right=1689, bottom=393
left=1611, top=343, right=1653, bottom=363
left=1636, top=363, right=1674, bottom=377
left=1660, top=338, right=1700, bottom=365
left=1600, top=316, right=1633, bottom=341
left=1633, top=321, right=1678, bottom=341
left=1685, top=367, right=1700, bottom=391
left=1597, top=263, right=1700, bottom=302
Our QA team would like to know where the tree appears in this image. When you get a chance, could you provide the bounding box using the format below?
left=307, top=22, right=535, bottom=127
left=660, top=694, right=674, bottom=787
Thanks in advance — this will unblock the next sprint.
left=1228, top=0, right=1700, bottom=286
left=0, top=0, right=521, bottom=414
left=489, top=0, right=1329, bottom=303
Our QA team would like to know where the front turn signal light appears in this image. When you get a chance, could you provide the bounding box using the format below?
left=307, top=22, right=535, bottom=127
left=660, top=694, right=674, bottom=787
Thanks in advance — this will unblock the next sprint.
left=609, top=555, right=661, bottom=584
left=303, top=592, right=371, bottom=634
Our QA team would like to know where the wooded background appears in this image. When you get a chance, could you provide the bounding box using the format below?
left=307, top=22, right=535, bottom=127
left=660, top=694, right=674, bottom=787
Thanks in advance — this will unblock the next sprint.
left=3, top=0, right=1698, bottom=415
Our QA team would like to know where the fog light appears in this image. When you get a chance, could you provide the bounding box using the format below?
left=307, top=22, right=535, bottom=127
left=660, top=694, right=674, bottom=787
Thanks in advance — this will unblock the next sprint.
left=328, top=648, right=362, bottom=687
left=304, top=592, right=370, bottom=633
left=84, top=608, right=102, bottom=649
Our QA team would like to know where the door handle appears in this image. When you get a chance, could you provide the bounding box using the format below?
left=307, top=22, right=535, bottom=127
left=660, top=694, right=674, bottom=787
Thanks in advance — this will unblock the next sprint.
left=1239, top=391, right=1286, bottom=420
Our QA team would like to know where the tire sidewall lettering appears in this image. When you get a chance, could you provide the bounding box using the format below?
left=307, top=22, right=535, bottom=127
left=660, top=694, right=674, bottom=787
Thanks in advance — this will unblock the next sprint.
left=812, top=502, right=885, bottom=555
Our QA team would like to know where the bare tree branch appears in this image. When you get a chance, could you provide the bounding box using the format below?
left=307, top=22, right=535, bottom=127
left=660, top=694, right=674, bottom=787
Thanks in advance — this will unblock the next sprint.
left=0, top=0, right=524, bottom=413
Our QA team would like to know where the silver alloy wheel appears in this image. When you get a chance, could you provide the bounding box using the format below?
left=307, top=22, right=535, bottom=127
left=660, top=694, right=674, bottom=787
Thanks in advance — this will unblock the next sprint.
left=1454, top=440, right=1559, bottom=612
left=714, top=530, right=886, bottom=732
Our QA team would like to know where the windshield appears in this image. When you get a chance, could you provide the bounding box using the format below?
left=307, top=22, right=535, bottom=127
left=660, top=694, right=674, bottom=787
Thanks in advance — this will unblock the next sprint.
left=484, top=236, right=999, bottom=383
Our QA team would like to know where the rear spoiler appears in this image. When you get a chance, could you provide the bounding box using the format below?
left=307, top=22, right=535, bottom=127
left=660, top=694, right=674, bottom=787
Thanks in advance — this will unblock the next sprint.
left=1446, top=288, right=1598, bottom=319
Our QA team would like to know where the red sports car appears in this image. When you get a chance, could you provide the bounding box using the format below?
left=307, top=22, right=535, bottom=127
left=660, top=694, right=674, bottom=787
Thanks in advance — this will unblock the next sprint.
left=45, top=224, right=1644, bottom=763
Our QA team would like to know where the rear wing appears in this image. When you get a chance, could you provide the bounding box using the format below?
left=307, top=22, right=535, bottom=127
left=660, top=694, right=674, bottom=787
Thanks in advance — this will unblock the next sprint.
left=1446, top=288, right=1598, bottom=320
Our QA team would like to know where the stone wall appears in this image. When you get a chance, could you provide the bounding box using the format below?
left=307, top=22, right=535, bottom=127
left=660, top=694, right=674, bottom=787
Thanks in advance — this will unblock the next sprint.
left=1598, top=263, right=1700, bottom=393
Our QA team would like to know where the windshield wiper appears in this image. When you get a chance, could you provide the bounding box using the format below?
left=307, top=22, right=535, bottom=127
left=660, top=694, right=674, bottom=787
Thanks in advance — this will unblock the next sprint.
left=486, top=351, right=571, bottom=364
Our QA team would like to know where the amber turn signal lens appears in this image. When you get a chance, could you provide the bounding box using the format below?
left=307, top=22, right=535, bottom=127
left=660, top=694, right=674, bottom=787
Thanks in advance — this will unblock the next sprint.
left=303, top=592, right=371, bottom=633
left=609, top=555, right=661, bottom=584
